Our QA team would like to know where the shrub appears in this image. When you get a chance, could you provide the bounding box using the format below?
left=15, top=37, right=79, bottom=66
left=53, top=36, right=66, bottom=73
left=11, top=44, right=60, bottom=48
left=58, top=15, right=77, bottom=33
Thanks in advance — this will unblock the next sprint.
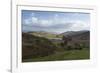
left=74, top=43, right=82, bottom=50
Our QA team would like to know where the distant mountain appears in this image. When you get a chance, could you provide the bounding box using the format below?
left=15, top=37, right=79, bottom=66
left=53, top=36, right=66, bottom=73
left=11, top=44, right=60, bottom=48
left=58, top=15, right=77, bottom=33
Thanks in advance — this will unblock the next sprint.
left=61, top=30, right=89, bottom=36
left=61, top=30, right=89, bottom=40
left=60, top=30, right=90, bottom=50
left=26, top=30, right=90, bottom=43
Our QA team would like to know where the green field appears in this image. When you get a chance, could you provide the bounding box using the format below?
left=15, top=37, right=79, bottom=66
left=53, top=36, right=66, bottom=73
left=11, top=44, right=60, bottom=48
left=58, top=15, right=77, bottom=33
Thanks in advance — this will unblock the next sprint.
left=23, top=49, right=90, bottom=62
left=29, top=31, right=63, bottom=39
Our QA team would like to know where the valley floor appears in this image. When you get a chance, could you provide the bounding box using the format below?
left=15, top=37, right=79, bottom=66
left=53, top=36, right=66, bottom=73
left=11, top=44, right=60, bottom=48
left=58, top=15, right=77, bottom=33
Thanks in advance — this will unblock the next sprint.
left=22, top=49, right=90, bottom=62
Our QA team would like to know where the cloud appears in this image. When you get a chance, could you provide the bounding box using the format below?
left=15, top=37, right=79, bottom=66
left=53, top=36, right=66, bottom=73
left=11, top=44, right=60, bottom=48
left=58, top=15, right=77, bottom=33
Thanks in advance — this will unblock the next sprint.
left=31, top=17, right=38, bottom=24
left=39, top=19, right=53, bottom=27
left=31, top=13, right=35, bottom=17
left=22, top=13, right=90, bottom=33
left=69, top=21, right=90, bottom=31
left=23, top=18, right=31, bottom=25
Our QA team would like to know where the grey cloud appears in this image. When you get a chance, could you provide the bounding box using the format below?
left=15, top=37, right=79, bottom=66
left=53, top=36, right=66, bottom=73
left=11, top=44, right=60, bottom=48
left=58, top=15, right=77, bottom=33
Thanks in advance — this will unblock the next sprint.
left=22, top=22, right=74, bottom=33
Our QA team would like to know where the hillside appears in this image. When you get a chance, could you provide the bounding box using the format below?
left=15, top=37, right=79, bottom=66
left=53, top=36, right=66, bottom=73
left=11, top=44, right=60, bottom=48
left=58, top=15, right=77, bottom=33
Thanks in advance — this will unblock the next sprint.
left=22, top=30, right=90, bottom=62
left=61, top=30, right=89, bottom=38
left=28, top=31, right=59, bottom=39
left=22, top=32, right=57, bottom=60
left=61, top=30, right=90, bottom=50
left=62, top=30, right=90, bottom=42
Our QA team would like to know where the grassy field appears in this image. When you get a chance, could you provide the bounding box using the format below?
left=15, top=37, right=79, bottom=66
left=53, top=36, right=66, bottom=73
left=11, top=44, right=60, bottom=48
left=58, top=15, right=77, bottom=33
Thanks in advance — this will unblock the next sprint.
left=23, top=49, right=90, bottom=62
left=29, top=31, right=63, bottom=39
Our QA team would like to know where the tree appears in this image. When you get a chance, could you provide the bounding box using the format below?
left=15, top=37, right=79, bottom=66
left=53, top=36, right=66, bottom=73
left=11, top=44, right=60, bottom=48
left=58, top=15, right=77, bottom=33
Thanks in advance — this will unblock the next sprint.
left=62, top=35, right=72, bottom=46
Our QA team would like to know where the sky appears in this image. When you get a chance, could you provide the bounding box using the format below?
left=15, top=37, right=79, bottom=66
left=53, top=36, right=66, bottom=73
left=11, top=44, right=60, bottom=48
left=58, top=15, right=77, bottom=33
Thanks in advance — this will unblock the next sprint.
left=22, top=10, right=90, bottom=34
